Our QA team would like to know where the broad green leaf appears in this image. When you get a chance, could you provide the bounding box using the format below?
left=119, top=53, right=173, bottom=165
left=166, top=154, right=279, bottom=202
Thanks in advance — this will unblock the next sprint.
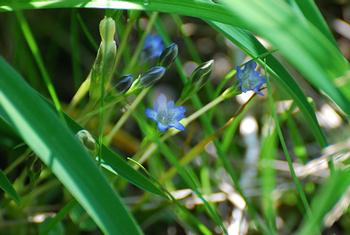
left=0, top=170, right=20, bottom=203
left=0, top=57, right=142, bottom=235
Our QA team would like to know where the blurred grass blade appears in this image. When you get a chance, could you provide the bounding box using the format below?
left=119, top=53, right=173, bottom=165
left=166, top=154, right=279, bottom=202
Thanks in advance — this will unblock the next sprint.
left=267, top=74, right=312, bottom=217
left=296, top=170, right=350, bottom=235
left=292, top=0, right=337, bottom=45
left=0, top=170, right=20, bottom=203
left=15, top=11, right=65, bottom=122
left=0, top=57, right=142, bottom=235
left=260, top=119, right=277, bottom=231
left=40, top=200, right=76, bottom=235
left=209, top=22, right=328, bottom=148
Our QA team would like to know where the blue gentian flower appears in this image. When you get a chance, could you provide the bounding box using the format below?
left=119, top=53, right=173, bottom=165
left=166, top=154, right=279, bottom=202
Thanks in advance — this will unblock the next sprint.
left=143, top=34, right=164, bottom=60
left=236, top=60, right=266, bottom=96
left=145, top=94, right=186, bottom=132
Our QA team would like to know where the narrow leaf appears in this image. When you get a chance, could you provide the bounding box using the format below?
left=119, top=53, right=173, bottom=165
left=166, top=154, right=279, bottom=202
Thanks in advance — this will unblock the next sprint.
left=0, top=170, right=20, bottom=203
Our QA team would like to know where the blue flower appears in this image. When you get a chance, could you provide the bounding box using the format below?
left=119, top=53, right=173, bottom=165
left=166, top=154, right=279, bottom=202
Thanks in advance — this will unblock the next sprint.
left=145, top=94, right=186, bottom=132
left=143, top=34, right=164, bottom=60
left=236, top=60, right=266, bottom=96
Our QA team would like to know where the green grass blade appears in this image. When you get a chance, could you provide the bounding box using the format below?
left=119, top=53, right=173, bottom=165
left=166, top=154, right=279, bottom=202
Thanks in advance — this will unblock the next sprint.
left=267, top=76, right=312, bottom=218
left=0, top=169, right=20, bottom=203
left=70, top=9, right=82, bottom=89
left=260, top=118, right=277, bottom=232
left=292, top=0, right=337, bottom=45
left=100, top=146, right=168, bottom=198
left=296, top=170, right=350, bottom=235
left=40, top=200, right=76, bottom=235
left=0, top=57, right=142, bottom=235
left=15, top=11, right=66, bottom=122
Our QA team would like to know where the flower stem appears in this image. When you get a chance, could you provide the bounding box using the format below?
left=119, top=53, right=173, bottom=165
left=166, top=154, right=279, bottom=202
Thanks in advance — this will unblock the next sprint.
left=104, top=88, right=150, bottom=145
left=124, top=12, right=159, bottom=73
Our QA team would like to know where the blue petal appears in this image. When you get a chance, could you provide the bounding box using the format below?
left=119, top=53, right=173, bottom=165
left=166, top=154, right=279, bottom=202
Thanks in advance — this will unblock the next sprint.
left=167, top=100, right=175, bottom=109
left=154, top=94, right=167, bottom=111
left=157, top=123, right=169, bottom=132
left=236, top=66, right=242, bottom=81
left=143, top=34, right=164, bottom=59
left=172, top=106, right=186, bottom=120
left=145, top=108, right=158, bottom=121
left=236, top=60, right=267, bottom=95
left=170, top=122, right=185, bottom=131
left=144, top=34, right=156, bottom=48
left=245, top=60, right=257, bottom=71
left=240, top=86, right=249, bottom=93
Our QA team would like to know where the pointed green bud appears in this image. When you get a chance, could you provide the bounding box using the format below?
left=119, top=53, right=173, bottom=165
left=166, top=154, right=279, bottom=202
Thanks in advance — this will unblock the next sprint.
left=90, top=17, right=117, bottom=101
left=114, top=74, right=134, bottom=93
left=158, top=43, right=178, bottom=68
left=191, top=60, right=214, bottom=86
left=178, top=60, right=214, bottom=103
left=76, top=130, right=96, bottom=152
left=140, top=66, right=166, bottom=87
left=99, top=16, right=115, bottom=44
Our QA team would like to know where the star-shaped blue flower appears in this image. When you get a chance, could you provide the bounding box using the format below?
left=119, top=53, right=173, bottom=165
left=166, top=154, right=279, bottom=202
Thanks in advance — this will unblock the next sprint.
left=236, top=60, right=266, bottom=96
left=145, top=94, right=186, bottom=132
left=143, top=34, right=164, bottom=60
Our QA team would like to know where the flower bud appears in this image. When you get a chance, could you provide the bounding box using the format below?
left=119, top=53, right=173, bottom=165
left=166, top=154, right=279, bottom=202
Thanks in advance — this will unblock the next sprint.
left=191, top=60, right=214, bottom=86
left=76, top=130, right=96, bottom=152
left=178, top=60, right=214, bottom=103
left=99, top=16, right=116, bottom=44
left=114, top=74, right=134, bottom=93
left=140, top=66, right=166, bottom=87
left=158, top=43, right=178, bottom=68
left=90, top=17, right=117, bottom=101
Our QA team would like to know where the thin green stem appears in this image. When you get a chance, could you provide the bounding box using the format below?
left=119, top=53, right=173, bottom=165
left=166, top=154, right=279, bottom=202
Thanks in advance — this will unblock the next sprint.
left=114, top=13, right=138, bottom=71
left=16, top=11, right=66, bottom=124
left=4, top=149, right=31, bottom=174
left=71, top=9, right=81, bottom=89
left=172, top=14, right=201, bottom=63
left=104, top=88, right=149, bottom=145
left=266, top=70, right=312, bottom=218
left=77, top=13, right=98, bottom=50
left=124, top=12, right=158, bottom=73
